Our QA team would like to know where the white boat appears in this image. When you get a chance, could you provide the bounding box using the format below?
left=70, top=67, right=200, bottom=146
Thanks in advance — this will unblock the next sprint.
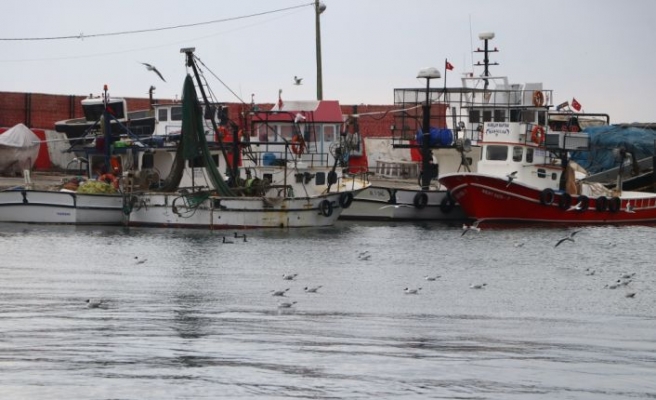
left=111, top=48, right=368, bottom=229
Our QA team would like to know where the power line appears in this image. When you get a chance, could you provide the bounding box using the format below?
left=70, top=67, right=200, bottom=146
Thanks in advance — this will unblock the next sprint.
left=0, top=2, right=313, bottom=41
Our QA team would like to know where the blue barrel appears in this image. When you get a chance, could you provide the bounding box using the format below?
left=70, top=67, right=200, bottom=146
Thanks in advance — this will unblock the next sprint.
left=263, top=152, right=276, bottom=166
left=416, top=127, right=454, bottom=146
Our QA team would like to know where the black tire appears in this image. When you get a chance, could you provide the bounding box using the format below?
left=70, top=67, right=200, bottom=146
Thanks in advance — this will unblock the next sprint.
left=439, top=192, right=455, bottom=214
left=413, top=192, right=428, bottom=209
left=608, top=196, right=621, bottom=213
left=595, top=196, right=608, bottom=212
left=540, top=188, right=555, bottom=206
left=339, top=192, right=354, bottom=209
left=577, top=195, right=589, bottom=211
left=319, top=199, right=333, bottom=217
left=559, top=193, right=572, bottom=210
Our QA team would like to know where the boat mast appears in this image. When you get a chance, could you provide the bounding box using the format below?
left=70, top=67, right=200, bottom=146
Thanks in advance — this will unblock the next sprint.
left=475, top=32, right=499, bottom=90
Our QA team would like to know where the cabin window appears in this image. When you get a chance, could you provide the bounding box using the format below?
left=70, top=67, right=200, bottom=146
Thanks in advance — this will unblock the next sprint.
left=551, top=173, right=558, bottom=181
left=469, top=110, right=480, bottom=123
left=324, top=125, right=335, bottom=142
left=537, top=168, right=546, bottom=178
left=158, top=109, right=168, bottom=122
left=512, top=146, right=523, bottom=162
left=521, top=110, right=535, bottom=123
left=280, top=125, right=294, bottom=141
left=526, top=148, right=534, bottom=163
left=171, top=106, right=183, bottom=121
left=537, top=111, right=547, bottom=126
left=494, top=110, right=505, bottom=122
left=483, top=110, right=492, bottom=122
left=486, top=145, right=508, bottom=161
left=510, top=109, right=522, bottom=122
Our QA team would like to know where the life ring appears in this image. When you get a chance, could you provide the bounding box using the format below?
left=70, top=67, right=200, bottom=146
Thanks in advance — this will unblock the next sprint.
left=576, top=195, right=590, bottom=211
left=532, top=90, right=544, bottom=107
left=559, top=192, right=572, bottom=210
left=608, top=196, right=621, bottom=213
left=595, top=196, right=608, bottom=212
left=291, top=134, right=306, bottom=155
left=539, top=188, right=555, bottom=206
left=413, top=192, right=428, bottom=209
left=319, top=199, right=333, bottom=217
left=531, top=126, right=546, bottom=145
left=439, top=191, right=455, bottom=214
left=339, top=192, right=354, bottom=209
left=98, top=173, right=119, bottom=189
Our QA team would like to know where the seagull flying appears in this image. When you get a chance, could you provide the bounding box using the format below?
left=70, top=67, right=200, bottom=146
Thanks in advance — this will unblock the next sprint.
left=141, top=62, right=166, bottom=82
left=271, top=288, right=290, bottom=297
left=506, top=171, right=518, bottom=186
left=554, top=230, right=580, bottom=247
left=461, top=220, right=481, bottom=236
left=293, top=76, right=303, bottom=85
left=567, top=201, right=584, bottom=212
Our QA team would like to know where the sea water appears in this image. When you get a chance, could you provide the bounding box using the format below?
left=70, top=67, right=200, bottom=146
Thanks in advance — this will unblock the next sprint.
left=0, top=221, right=654, bottom=399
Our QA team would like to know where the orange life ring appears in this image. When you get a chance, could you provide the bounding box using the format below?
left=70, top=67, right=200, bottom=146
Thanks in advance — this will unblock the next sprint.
left=531, top=125, right=545, bottom=144
left=532, top=90, right=544, bottom=107
left=291, top=134, right=306, bottom=155
left=98, top=173, right=119, bottom=189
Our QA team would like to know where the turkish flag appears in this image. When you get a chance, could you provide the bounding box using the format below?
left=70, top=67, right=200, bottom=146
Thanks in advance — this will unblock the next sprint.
left=445, top=61, right=454, bottom=71
left=571, top=98, right=582, bottom=111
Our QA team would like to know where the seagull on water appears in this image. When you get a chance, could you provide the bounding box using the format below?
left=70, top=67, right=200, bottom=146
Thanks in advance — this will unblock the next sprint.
left=222, top=236, right=234, bottom=244
left=625, top=292, right=636, bottom=298
left=141, top=62, right=166, bottom=82
left=134, top=256, right=147, bottom=264
left=271, top=288, right=290, bottom=297
left=470, top=283, right=487, bottom=289
left=461, top=220, right=481, bottom=236
left=424, top=275, right=441, bottom=281
left=585, top=268, right=596, bottom=276
left=282, top=273, right=298, bottom=281
left=554, top=230, right=580, bottom=247
left=304, top=285, right=322, bottom=293
left=278, top=301, right=297, bottom=308
left=505, top=171, right=518, bottom=186
left=86, top=298, right=104, bottom=309
left=293, top=76, right=303, bottom=85
left=404, top=287, right=422, bottom=294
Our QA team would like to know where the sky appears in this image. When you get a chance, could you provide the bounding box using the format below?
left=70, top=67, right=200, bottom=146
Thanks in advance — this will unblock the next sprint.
left=2, top=0, right=655, bottom=124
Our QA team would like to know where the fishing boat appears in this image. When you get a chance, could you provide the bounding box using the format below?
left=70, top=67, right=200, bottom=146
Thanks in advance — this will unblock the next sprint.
left=437, top=32, right=656, bottom=225
left=122, top=47, right=368, bottom=229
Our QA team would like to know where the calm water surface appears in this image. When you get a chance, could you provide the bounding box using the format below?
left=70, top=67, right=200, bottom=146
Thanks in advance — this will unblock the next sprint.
left=1, top=221, right=655, bottom=399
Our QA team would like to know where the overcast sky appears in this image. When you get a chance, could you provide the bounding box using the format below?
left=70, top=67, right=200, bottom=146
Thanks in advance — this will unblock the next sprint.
left=2, top=0, right=654, bottom=123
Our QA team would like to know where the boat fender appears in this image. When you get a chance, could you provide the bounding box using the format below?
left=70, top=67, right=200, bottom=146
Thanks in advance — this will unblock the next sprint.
left=577, top=195, right=590, bottom=211
left=319, top=199, right=333, bottom=217
left=439, top=191, right=455, bottom=214
left=413, top=192, right=428, bottom=209
left=595, top=196, right=608, bottom=212
left=608, top=196, right=621, bottom=213
left=559, top=192, right=572, bottom=210
left=531, top=126, right=546, bottom=145
left=539, top=188, right=555, bottom=206
left=339, top=192, right=354, bottom=209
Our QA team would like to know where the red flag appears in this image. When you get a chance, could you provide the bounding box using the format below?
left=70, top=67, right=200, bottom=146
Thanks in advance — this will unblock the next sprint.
left=278, top=89, right=284, bottom=109
left=445, top=61, right=454, bottom=71
left=571, top=98, right=581, bottom=111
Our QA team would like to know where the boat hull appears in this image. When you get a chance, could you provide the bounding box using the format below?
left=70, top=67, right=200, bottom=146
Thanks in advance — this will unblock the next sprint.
left=340, top=186, right=466, bottom=221
left=439, top=173, right=656, bottom=224
left=126, top=192, right=351, bottom=229
left=0, top=190, right=125, bottom=225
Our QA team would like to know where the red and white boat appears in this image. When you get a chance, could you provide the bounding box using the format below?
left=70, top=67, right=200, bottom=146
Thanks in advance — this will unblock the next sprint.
left=437, top=32, right=656, bottom=225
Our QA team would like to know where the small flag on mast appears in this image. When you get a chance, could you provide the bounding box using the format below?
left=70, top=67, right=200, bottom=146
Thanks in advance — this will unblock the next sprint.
left=278, top=89, right=284, bottom=109
left=445, top=60, right=454, bottom=71
left=571, top=98, right=582, bottom=111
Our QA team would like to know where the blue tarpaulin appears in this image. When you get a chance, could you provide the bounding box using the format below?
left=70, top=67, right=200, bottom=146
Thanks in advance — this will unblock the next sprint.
left=570, top=125, right=656, bottom=174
